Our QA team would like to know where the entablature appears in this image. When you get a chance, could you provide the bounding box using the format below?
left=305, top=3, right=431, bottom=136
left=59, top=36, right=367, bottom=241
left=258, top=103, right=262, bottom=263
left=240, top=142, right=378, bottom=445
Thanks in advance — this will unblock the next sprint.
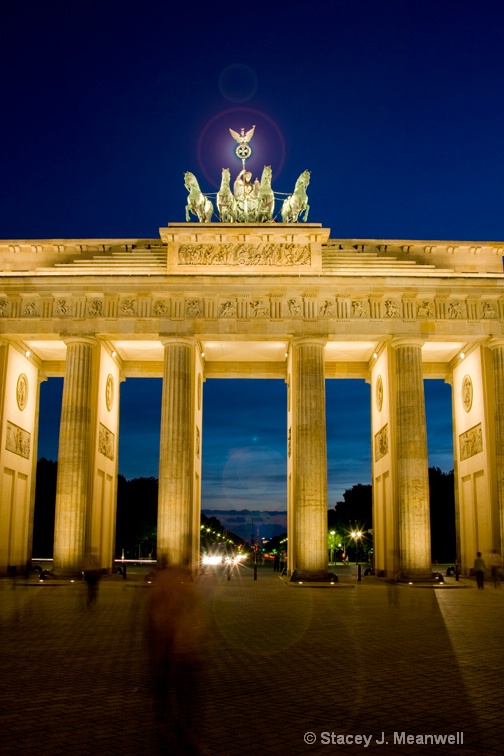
left=1, top=224, right=503, bottom=276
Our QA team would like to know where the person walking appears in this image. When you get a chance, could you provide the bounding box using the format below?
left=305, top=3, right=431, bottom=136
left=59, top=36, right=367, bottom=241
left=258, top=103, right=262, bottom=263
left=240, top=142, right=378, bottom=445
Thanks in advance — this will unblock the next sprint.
left=473, top=551, right=486, bottom=589
left=489, top=549, right=502, bottom=588
left=83, top=550, right=101, bottom=607
left=273, top=552, right=280, bottom=572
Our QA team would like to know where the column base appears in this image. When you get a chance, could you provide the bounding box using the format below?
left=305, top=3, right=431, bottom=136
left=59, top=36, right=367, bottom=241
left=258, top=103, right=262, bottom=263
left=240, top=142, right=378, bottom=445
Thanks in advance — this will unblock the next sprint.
left=50, top=569, right=84, bottom=579
left=397, top=569, right=439, bottom=582
left=290, top=570, right=338, bottom=583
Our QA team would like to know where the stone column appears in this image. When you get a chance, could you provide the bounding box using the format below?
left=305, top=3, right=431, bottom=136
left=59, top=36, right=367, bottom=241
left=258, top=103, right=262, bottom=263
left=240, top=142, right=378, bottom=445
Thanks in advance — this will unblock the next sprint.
left=53, top=338, right=95, bottom=574
left=158, top=339, right=194, bottom=567
left=489, top=339, right=504, bottom=553
left=391, top=338, right=432, bottom=579
left=291, top=338, right=328, bottom=578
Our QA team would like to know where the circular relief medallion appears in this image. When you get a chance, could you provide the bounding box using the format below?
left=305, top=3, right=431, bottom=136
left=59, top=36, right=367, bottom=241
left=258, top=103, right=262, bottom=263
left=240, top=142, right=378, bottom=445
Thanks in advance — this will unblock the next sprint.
left=462, top=374, right=473, bottom=412
left=16, top=373, right=28, bottom=411
left=105, top=374, right=114, bottom=412
left=376, top=375, right=383, bottom=412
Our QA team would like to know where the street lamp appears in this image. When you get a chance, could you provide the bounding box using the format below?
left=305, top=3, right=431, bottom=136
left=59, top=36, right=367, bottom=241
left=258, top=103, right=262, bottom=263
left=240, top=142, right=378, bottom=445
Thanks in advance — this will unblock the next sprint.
left=328, top=530, right=336, bottom=565
left=350, top=530, right=363, bottom=564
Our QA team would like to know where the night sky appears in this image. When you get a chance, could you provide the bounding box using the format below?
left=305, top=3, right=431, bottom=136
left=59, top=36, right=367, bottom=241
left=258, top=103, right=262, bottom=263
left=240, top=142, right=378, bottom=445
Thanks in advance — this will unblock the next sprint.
left=2, top=2, right=502, bottom=529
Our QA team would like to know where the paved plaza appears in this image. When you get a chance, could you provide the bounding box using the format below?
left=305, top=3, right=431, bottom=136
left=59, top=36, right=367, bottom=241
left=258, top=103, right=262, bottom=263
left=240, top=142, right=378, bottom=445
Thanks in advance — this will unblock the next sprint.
left=1, top=565, right=504, bottom=755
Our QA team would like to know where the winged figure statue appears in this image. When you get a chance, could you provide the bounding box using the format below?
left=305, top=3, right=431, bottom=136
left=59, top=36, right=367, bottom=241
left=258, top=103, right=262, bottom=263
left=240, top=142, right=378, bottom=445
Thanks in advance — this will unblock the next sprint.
left=229, top=125, right=256, bottom=145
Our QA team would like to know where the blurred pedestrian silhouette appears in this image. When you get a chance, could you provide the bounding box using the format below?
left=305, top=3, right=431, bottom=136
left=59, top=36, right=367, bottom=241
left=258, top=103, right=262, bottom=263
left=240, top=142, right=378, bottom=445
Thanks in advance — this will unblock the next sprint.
left=83, top=550, right=101, bottom=606
left=489, top=549, right=502, bottom=588
left=146, top=563, right=207, bottom=754
left=473, top=551, right=486, bottom=589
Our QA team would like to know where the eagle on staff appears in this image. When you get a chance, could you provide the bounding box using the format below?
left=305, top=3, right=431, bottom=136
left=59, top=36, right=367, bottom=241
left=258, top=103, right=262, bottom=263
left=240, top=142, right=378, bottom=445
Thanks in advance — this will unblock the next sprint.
left=229, top=125, right=256, bottom=169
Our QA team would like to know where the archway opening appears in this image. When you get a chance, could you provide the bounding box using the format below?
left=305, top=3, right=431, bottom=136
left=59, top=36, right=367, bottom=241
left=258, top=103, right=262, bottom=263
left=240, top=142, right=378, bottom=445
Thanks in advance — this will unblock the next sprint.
left=202, top=379, right=287, bottom=545
left=326, top=379, right=372, bottom=563
left=116, top=378, right=161, bottom=560
left=33, top=378, right=63, bottom=558
left=424, top=379, right=455, bottom=564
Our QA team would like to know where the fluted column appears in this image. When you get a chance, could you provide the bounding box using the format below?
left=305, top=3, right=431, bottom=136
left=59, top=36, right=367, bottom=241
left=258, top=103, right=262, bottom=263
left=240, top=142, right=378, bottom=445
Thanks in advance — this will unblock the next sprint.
left=53, top=338, right=95, bottom=573
left=158, top=339, right=193, bottom=567
left=292, top=338, right=328, bottom=576
left=392, top=338, right=432, bottom=579
left=489, top=339, right=504, bottom=552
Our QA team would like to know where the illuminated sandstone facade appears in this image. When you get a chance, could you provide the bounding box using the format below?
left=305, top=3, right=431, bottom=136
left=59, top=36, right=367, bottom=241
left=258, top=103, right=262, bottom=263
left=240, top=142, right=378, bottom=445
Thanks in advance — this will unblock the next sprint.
left=0, top=223, right=503, bottom=577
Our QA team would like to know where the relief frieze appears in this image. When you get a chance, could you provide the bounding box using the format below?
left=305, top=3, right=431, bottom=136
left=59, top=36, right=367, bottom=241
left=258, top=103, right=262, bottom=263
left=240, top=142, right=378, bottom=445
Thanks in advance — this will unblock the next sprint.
left=186, top=300, right=202, bottom=318
left=0, top=292, right=501, bottom=325
left=88, top=299, right=103, bottom=317
left=459, top=423, right=483, bottom=461
left=374, top=423, right=388, bottom=462
left=120, top=299, right=136, bottom=315
left=23, top=302, right=38, bottom=317
left=384, top=300, right=400, bottom=318
left=250, top=300, right=269, bottom=317
left=218, top=300, right=237, bottom=317
left=153, top=300, right=169, bottom=316
left=178, top=242, right=311, bottom=266
left=319, top=300, right=334, bottom=317
left=352, top=300, right=368, bottom=318
left=98, top=423, right=115, bottom=461
left=448, top=300, right=464, bottom=319
left=482, top=302, right=497, bottom=318
left=416, top=301, right=434, bottom=318
left=55, top=299, right=72, bottom=316
left=6, top=421, right=30, bottom=459
left=287, top=298, right=302, bottom=316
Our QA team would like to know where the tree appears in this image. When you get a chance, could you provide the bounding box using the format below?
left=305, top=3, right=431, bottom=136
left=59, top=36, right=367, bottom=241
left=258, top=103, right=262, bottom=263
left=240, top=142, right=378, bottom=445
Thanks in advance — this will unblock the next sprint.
left=329, top=469, right=456, bottom=564
left=115, top=475, right=158, bottom=558
left=331, top=484, right=372, bottom=531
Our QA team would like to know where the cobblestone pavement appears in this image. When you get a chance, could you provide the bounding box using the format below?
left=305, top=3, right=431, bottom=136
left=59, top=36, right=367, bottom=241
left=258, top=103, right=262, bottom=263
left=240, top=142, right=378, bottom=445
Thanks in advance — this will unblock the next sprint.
left=1, top=566, right=504, bottom=755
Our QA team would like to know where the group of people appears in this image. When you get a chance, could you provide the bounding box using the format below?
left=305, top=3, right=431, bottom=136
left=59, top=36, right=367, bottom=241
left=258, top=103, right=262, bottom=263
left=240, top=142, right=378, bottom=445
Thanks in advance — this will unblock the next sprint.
left=473, top=549, right=502, bottom=589
left=272, top=550, right=287, bottom=573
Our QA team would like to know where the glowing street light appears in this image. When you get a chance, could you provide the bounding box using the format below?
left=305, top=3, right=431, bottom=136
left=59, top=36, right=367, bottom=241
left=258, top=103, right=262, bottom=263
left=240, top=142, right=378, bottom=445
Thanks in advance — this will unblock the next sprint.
left=350, top=530, right=363, bottom=564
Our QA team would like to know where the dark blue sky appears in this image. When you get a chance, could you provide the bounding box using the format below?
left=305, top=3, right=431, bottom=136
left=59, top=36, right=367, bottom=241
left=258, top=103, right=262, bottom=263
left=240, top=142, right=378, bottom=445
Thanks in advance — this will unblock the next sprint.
left=3, top=1, right=502, bottom=512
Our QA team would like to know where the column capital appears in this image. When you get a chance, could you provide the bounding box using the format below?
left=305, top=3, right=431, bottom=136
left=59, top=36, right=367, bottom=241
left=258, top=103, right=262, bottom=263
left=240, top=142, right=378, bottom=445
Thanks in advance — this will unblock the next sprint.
left=390, top=337, right=425, bottom=350
left=60, top=335, right=97, bottom=348
left=291, top=336, right=327, bottom=349
left=160, top=336, right=197, bottom=348
left=487, top=337, right=504, bottom=350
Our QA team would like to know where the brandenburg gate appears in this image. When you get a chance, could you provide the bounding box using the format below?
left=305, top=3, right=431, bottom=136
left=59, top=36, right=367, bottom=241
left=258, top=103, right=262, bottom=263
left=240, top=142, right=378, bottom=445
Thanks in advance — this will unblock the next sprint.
left=1, top=131, right=504, bottom=580
left=0, top=222, right=503, bottom=579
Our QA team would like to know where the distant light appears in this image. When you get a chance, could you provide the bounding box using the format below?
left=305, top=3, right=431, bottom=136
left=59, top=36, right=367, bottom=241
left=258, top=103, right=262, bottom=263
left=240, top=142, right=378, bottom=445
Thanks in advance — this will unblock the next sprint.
left=409, top=582, right=413, bottom=585
left=201, top=352, right=205, bottom=358
left=25, top=350, right=31, bottom=357
left=202, top=555, right=222, bottom=565
left=460, top=352, right=465, bottom=359
left=299, top=581, right=303, bottom=584
left=285, top=352, right=288, bottom=357
left=112, top=350, right=117, bottom=357
left=373, top=352, right=378, bottom=359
